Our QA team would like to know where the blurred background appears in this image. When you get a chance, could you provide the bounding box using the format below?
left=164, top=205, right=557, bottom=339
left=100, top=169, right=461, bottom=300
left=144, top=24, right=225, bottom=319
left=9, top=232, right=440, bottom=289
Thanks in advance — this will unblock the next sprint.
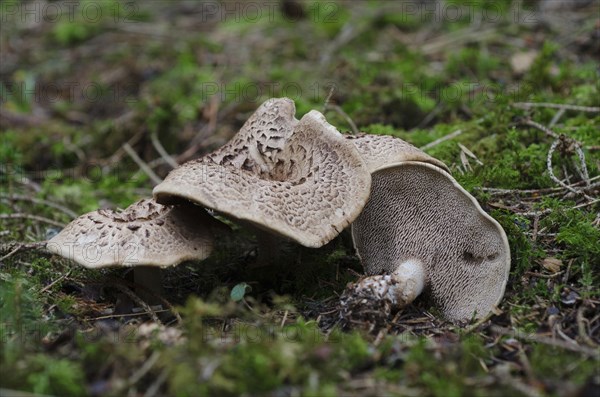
left=1, top=0, right=598, bottom=209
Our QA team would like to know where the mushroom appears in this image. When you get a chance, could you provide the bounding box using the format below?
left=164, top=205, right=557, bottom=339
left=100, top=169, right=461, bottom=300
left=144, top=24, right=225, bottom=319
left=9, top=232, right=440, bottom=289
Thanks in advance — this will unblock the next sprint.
left=46, top=198, right=228, bottom=298
left=153, top=98, right=371, bottom=253
left=344, top=133, right=449, bottom=173
left=349, top=157, right=511, bottom=322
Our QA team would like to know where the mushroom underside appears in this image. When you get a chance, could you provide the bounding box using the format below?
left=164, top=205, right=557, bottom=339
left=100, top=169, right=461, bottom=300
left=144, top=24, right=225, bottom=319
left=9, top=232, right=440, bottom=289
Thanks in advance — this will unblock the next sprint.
left=351, top=162, right=510, bottom=322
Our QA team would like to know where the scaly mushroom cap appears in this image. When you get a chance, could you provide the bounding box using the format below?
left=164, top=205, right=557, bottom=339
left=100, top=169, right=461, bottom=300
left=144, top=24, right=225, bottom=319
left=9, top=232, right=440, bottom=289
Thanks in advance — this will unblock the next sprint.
left=153, top=98, right=371, bottom=248
left=351, top=162, right=510, bottom=322
left=345, top=133, right=449, bottom=173
left=47, top=198, right=224, bottom=268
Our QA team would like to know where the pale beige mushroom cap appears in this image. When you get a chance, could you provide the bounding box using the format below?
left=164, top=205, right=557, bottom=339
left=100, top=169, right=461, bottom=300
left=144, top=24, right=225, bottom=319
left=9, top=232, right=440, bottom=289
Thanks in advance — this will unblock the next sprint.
left=351, top=162, right=510, bottom=322
left=47, top=198, right=224, bottom=268
left=153, top=98, right=371, bottom=248
left=345, top=133, right=449, bottom=173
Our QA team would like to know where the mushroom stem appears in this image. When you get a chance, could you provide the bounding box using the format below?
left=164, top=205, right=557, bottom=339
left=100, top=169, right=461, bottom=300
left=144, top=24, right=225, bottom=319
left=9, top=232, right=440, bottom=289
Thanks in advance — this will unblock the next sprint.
left=132, top=266, right=164, bottom=304
left=356, top=258, right=425, bottom=309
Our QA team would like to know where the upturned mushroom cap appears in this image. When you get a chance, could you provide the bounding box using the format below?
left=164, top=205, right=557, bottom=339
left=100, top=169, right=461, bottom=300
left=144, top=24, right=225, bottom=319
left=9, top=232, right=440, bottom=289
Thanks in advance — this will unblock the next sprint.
left=153, top=98, right=371, bottom=248
left=345, top=133, right=449, bottom=173
left=351, top=162, right=510, bottom=322
left=47, top=198, right=225, bottom=268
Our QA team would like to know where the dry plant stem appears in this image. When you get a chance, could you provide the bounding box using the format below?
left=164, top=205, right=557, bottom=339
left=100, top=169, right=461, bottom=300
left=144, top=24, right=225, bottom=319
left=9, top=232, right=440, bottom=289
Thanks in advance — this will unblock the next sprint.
left=463, top=311, right=496, bottom=335
left=549, top=108, right=565, bottom=127
left=325, top=104, right=359, bottom=134
left=144, top=369, right=168, bottom=397
left=577, top=306, right=598, bottom=348
left=110, top=279, right=161, bottom=323
left=419, top=129, right=463, bottom=150
left=150, top=131, right=179, bottom=169
left=490, top=325, right=599, bottom=357
left=0, top=241, right=48, bottom=259
left=519, top=118, right=560, bottom=139
left=103, top=128, right=145, bottom=167
left=0, top=213, right=65, bottom=228
left=546, top=140, right=594, bottom=201
left=127, top=351, right=161, bottom=389
left=0, top=193, right=78, bottom=218
left=0, top=246, right=21, bottom=262
left=119, top=275, right=182, bottom=325
left=123, top=142, right=162, bottom=185
left=87, top=309, right=171, bottom=322
left=477, top=176, right=600, bottom=197
left=513, top=102, right=600, bottom=112
left=40, top=269, right=72, bottom=293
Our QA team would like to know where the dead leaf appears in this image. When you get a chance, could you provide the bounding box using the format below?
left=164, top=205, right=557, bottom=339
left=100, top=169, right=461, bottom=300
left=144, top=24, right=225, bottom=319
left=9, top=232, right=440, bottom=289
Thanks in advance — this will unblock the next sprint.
left=541, top=257, right=563, bottom=273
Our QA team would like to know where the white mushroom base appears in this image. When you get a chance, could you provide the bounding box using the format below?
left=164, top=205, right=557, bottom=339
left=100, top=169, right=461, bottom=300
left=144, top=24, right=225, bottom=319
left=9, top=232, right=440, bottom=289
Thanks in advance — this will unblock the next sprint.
left=339, top=259, right=425, bottom=331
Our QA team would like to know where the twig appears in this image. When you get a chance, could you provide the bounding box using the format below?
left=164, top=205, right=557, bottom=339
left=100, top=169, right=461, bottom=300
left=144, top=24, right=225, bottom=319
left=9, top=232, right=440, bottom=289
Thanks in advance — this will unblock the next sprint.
left=150, top=131, right=178, bottom=169
left=549, top=108, right=565, bottom=127
left=513, top=102, right=600, bottom=112
left=128, top=351, right=161, bottom=387
left=476, top=176, right=600, bottom=196
left=40, top=270, right=73, bottom=293
left=0, top=213, right=65, bottom=228
left=463, top=310, right=496, bottom=335
left=0, top=193, right=78, bottom=218
left=123, top=143, right=162, bottom=185
left=574, top=143, right=591, bottom=187
left=0, top=241, right=48, bottom=256
left=0, top=246, right=21, bottom=262
left=577, top=306, right=598, bottom=348
left=546, top=139, right=593, bottom=201
left=519, top=118, right=560, bottom=139
left=85, top=309, right=171, bottom=321
left=143, top=368, right=168, bottom=397
left=112, top=277, right=182, bottom=325
left=324, top=104, right=359, bottom=134
left=323, top=85, right=336, bottom=111
left=420, top=129, right=463, bottom=150
left=110, top=280, right=161, bottom=324
left=516, top=209, right=553, bottom=217
left=490, top=325, right=599, bottom=357
left=573, top=199, right=600, bottom=209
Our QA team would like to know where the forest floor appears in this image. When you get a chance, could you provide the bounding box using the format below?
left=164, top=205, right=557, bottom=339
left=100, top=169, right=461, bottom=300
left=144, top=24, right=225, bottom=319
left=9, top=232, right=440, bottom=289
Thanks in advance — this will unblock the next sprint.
left=1, top=1, right=599, bottom=396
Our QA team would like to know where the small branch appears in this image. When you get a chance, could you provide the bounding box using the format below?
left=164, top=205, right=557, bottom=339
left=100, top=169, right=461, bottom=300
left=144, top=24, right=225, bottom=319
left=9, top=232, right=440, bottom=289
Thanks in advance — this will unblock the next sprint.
left=123, top=143, right=162, bottom=185
left=110, top=279, right=161, bottom=324
left=577, top=306, right=598, bottom=348
left=420, top=129, right=463, bottom=150
left=546, top=139, right=593, bottom=201
left=0, top=213, right=65, bottom=228
left=490, top=325, right=599, bottom=357
left=518, top=118, right=560, bottom=139
left=513, top=102, right=600, bottom=112
left=324, top=104, right=359, bottom=134
left=150, top=132, right=178, bottom=169
left=0, top=246, right=21, bottom=262
left=40, top=269, right=72, bottom=293
left=0, top=193, right=77, bottom=218
left=0, top=241, right=48, bottom=263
